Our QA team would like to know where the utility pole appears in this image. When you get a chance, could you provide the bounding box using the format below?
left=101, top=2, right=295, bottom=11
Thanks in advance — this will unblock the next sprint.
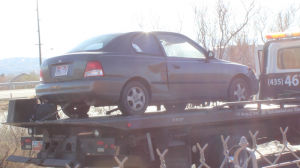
left=36, top=0, right=42, bottom=65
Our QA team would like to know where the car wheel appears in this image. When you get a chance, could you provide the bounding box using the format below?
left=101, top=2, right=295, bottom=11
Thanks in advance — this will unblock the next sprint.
left=228, top=78, right=250, bottom=108
left=228, top=78, right=250, bottom=101
left=118, top=81, right=149, bottom=116
left=62, top=103, right=90, bottom=118
left=164, top=103, right=187, bottom=112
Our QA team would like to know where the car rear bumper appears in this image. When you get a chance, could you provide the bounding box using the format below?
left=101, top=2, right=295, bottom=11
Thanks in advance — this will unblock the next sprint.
left=35, top=77, right=129, bottom=105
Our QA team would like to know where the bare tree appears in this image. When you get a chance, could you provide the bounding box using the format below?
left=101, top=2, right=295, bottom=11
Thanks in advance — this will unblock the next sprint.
left=273, top=4, right=300, bottom=32
left=193, top=4, right=218, bottom=52
left=193, top=5, right=209, bottom=50
left=228, top=30, right=256, bottom=68
left=149, top=12, right=162, bottom=30
left=135, top=10, right=184, bottom=33
left=176, top=14, right=183, bottom=33
left=135, top=14, right=147, bottom=30
left=217, top=0, right=258, bottom=59
left=254, top=7, right=269, bottom=44
left=193, top=0, right=258, bottom=59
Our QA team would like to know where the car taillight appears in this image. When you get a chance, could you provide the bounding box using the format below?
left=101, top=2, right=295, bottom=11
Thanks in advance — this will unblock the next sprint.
left=84, top=61, right=104, bottom=77
left=40, top=69, right=44, bottom=82
left=97, top=141, right=104, bottom=145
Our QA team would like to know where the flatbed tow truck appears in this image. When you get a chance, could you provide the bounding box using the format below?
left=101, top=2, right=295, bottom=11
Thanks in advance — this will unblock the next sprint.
left=4, top=31, right=300, bottom=168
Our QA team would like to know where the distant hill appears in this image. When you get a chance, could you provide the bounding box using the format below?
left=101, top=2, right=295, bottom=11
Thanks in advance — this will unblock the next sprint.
left=0, top=57, right=45, bottom=75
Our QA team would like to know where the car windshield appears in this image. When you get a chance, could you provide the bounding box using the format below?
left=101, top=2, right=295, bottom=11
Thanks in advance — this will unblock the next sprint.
left=67, top=34, right=120, bottom=53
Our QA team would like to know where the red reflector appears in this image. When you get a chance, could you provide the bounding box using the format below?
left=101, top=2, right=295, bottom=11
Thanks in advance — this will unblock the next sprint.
left=110, top=144, right=115, bottom=149
left=40, top=69, right=44, bottom=82
left=105, top=145, right=108, bottom=149
left=84, top=61, right=104, bottom=77
left=21, top=142, right=24, bottom=146
left=97, top=141, right=104, bottom=145
left=127, top=123, right=131, bottom=128
left=25, top=139, right=31, bottom=143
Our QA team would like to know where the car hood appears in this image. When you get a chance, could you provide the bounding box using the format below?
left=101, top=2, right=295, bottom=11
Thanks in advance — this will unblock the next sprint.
left=216, top=58, right=249, bottom=68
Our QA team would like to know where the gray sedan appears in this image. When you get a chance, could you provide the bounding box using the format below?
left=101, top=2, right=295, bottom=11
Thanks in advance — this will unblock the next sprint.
left=36, top=31, right=259, bottom=117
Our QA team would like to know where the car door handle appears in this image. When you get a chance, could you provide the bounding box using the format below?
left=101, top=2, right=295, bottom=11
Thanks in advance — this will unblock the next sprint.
left=172, top=64, right=180, bottom=69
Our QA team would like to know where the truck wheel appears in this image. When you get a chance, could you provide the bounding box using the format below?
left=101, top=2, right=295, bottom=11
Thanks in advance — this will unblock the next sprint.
left=62, top=103, right=90, bottom=118
left=164, top=103, right=187, bottom=112
left=119, top=81, right=149, bottom=116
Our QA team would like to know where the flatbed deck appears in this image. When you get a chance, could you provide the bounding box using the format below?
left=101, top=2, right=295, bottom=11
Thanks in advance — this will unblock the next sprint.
left=5, top=98, right=300, bottom=130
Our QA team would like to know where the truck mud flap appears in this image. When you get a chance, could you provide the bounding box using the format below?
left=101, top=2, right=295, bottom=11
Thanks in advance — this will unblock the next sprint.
left=42, top=159, right=72, bottom=167
left=6, top=155, right=31, bottom=163
left=6, top=155, right=72, bottom=167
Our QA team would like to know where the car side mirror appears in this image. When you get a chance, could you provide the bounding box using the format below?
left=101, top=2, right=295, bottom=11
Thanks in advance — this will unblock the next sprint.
left=207, top=50, right=215, bottom=58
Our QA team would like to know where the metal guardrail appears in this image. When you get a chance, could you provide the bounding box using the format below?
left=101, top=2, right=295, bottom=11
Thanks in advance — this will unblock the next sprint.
left=0, top=81, right=40, bottom=89
left=99, top=127, right=300, bottom=168
left=0, top=81, right=40, bottom=86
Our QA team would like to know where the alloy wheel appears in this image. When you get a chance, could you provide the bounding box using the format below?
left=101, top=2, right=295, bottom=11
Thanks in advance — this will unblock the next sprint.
left=233, top=83, right=247, bottom=101
left=127, top=87, right=145, bottom=111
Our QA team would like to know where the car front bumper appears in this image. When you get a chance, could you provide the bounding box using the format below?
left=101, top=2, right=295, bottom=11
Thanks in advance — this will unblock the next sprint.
left=35, top=77, right=129, bottom=105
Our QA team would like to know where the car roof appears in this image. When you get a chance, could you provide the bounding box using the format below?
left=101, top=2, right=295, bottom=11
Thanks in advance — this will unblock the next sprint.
left=111, top=31, right=184, bottom=35
left=68, top=31, right=204, bottom=55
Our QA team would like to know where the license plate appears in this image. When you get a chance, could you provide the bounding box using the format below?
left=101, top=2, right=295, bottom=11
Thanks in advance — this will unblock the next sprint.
left=55, top=65, right=68, bottom=76
left=97, top=148, right=104, bottom=152
left=32, top=141, right=43, bottom=151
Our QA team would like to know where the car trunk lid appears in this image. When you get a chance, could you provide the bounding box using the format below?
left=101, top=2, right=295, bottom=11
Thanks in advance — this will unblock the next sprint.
left=41, top=53, right=92, bottom=83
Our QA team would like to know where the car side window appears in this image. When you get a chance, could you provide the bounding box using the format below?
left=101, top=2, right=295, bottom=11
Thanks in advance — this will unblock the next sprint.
left=156, top=34, right=205, bottom=58
left=131, top=33, right=162, bottom=56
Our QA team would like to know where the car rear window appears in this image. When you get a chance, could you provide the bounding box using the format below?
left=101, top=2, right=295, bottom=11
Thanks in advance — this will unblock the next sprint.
left=68, top=34, right=121, bottom=53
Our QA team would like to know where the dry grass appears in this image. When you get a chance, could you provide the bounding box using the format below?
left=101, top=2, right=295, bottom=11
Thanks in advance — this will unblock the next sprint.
left=0, top=103, right=38, bottom=168
left=256, top=140, right=300, bottom=159
left=0, top=101, right=9, bottom=112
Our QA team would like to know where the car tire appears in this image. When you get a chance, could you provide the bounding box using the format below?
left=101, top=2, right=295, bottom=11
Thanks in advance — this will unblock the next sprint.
left=228, top=78, right=250, bottom=108
left=164, top=103, right=187, bottom=112
left=118, top=81, right=149, bottom=116
left=62, top=103, right=90, bottom=118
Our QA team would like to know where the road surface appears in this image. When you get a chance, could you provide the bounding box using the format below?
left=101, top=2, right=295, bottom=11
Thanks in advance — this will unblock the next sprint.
left=0, top=88, right=35, bottom=99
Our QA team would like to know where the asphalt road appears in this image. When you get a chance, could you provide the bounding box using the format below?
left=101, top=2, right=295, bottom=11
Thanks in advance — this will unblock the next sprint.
left=0, top=88, right=35, bottom=99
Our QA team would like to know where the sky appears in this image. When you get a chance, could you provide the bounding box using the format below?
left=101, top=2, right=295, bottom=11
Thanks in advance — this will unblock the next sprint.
left=0, top=0, right=299, bottom=61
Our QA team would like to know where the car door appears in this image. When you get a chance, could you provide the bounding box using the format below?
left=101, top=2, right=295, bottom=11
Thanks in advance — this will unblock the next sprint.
left=155, top=33, right=223, bottom=100
left=128, top=32, right=169, bottom=102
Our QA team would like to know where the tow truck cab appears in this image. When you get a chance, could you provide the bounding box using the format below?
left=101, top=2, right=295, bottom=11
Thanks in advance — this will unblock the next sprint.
left=255, top=31, right=300, bottom=100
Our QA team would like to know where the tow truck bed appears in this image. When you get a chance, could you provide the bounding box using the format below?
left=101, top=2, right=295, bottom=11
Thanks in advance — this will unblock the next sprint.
left=5, top=98, right=300, bottom=168
left=5, top=98, right=300, bottom=130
